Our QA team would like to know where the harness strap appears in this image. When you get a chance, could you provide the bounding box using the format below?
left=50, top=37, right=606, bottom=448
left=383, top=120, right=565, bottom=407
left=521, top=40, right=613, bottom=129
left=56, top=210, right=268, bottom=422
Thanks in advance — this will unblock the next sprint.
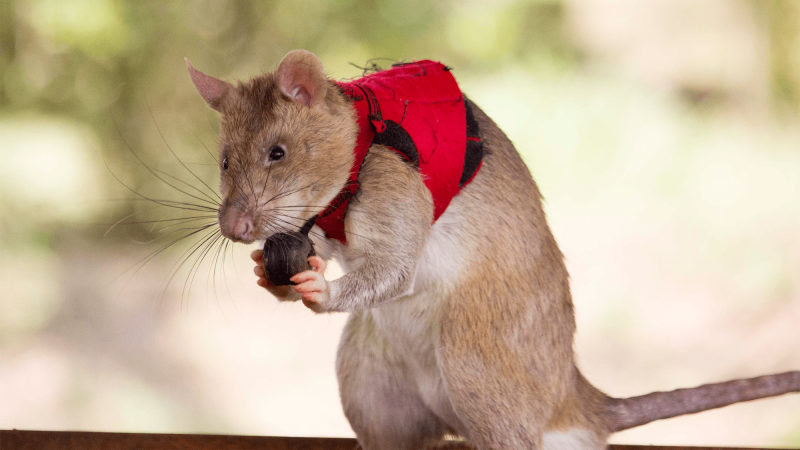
left=312, top=61, right=483, bottom=245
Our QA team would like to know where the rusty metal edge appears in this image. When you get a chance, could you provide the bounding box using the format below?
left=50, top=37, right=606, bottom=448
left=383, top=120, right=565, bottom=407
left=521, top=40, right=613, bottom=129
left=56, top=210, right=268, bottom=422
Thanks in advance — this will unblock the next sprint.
left=0, top=430, right=794, bottom=450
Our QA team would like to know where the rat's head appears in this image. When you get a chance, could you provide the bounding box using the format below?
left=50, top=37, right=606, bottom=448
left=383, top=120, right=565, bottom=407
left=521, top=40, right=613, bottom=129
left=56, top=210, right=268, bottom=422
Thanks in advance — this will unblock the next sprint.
left=187, top=50, right=356, bottom=243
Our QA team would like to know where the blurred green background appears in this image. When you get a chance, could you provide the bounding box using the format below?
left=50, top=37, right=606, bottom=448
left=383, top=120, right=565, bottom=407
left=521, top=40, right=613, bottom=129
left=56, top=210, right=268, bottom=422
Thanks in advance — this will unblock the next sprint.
left=1, top=0, right=799, bottom=446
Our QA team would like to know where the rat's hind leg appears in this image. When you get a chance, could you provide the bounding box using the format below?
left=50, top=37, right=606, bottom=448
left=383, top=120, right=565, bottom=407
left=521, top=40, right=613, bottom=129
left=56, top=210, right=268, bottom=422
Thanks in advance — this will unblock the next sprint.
left=436, top=277, right=607, bottom=450
left=337, top=311, right=451, bottom=450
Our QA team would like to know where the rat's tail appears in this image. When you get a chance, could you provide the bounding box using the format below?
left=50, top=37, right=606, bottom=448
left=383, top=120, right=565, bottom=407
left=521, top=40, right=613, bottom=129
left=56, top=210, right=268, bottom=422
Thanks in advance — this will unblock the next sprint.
left=607, top=370, right=800, bottom=432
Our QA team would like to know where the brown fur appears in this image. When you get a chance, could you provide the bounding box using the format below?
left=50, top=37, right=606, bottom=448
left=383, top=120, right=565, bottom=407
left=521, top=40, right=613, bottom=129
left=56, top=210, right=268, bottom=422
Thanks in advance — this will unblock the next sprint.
left=189, top=50, right=800, bottom=450
left=213, top=63, right=357, bottom=246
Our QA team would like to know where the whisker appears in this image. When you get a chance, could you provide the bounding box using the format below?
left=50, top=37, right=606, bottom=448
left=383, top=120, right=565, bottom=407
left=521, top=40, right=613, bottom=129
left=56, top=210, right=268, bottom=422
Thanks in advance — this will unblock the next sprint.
left=263, top=181, right=317, bottom=206
left=233, top=151, right=259, bottom=205
left=118, top=218, right=215, bottom=246
left=209, top=234, right=229, bottom=320
left=222, top=157, right=258, bottom=210
left=104, top=159, right=218, bottom=213
left=112, top=196, right=218, bottom=211
left=183, top=231, right=224, bottom=310
left=152, top=221, right=218, bottom=236
left=191, top=130, right=220, bottom=164
left=267, top=219, right=310, bottom=243
left=147, top=102, right=223, bottom=204
left=158, top=227, right=221, bottom=312
left=220, top=239, right=238, bottom=313
left=151, top=166, right=220, bottom=206
left=111, top=118, right=219, bottom=208
left=104, top=211, right=139, bottom=238
left=269, top=216, right=327, bottom=243
left=106, top=215, right=217, bottom=227
left=256, top=158, right=275, bottom=209
left=269, top=205, right=379, bottom=227
left=114, top=222, right=219, bottom=290
left=228, top=239, right=244, bottom=286
left=114, top=224, right=216, bottom=311
left=271, top=211, right=375, bottom=243
left=270, top=205, right=333, bottom=210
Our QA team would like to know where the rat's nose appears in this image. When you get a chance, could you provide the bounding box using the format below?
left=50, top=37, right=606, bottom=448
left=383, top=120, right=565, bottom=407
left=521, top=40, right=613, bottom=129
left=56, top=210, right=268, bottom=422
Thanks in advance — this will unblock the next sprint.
left=232, top=215, right=253, bottom=241
left=221, top=211, right=255, bottom=242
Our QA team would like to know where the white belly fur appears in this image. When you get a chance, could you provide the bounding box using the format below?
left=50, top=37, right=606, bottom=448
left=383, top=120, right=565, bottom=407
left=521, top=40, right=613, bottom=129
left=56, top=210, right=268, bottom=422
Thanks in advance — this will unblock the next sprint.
left=543, top=430, right=603, bottom=450
left=340, top=208, right=468, bottom=431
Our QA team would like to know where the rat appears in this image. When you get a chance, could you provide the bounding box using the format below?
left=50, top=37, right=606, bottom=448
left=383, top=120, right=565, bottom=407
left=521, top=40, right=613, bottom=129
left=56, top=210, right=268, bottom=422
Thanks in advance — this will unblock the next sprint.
left=186, top=50, right=800, bottom=450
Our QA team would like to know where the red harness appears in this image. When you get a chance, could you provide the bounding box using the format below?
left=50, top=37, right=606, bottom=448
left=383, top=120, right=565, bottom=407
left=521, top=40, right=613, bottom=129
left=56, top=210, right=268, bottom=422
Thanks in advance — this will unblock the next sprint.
left=314, top=61, right=483, bottom=244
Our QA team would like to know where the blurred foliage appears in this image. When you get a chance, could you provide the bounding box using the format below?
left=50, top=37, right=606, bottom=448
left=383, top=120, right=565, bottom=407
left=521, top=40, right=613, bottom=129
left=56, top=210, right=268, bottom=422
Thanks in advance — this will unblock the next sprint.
left=0, top=0, right=580, bottom=247
left=763, top=1, right=800, bottom=114
left=0, top=0, right=798, bottom=247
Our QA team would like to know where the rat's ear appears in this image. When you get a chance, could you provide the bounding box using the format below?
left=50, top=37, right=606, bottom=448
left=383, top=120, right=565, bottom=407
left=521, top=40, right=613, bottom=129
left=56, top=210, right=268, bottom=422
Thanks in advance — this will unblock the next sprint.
left=186, top=58, right=232, bottom=112
left=277, top=50, right=327, bottom=108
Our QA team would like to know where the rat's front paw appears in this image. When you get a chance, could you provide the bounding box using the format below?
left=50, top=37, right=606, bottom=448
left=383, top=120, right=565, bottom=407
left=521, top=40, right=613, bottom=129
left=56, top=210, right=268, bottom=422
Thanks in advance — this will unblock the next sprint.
left=291, top=256, right=330, bottom=312
left=251, top=249, right=296, bottom=301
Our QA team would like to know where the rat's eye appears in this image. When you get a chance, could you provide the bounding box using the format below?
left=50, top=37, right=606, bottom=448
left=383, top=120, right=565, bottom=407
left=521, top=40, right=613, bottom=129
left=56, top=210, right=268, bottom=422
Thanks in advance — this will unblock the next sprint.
left=222, top=157, right=228, bottom=170
left=268, top=145, right=285, bottom=162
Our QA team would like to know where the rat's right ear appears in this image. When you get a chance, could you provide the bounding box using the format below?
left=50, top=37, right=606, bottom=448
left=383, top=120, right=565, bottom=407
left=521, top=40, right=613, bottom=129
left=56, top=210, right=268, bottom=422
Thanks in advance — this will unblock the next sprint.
left=277, top=50, right=328, bottom=108
left=186, top=58, right=232, bottom=112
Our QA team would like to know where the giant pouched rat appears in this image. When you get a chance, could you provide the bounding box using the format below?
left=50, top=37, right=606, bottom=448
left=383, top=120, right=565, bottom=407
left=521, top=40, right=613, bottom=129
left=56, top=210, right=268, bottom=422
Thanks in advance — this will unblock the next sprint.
left=187, top=50, right=800, bottom=450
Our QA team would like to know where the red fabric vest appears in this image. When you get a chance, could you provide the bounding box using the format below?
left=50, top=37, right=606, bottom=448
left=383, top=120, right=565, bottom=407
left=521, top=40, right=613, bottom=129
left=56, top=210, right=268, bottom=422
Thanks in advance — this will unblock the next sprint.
left=314, top=61, right=483, bottom=244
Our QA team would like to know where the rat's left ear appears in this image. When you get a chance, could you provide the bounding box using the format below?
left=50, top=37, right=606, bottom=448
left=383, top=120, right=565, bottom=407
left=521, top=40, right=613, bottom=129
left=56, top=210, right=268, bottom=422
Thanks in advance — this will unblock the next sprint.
left=186, top=58, right=233, bottom=112
left=277, top=50, right=327, bottom=108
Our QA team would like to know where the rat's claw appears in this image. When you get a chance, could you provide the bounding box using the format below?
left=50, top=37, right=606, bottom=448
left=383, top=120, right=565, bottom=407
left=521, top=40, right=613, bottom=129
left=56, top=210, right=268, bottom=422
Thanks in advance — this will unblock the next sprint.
left=250, top=249, right=263, bottom=262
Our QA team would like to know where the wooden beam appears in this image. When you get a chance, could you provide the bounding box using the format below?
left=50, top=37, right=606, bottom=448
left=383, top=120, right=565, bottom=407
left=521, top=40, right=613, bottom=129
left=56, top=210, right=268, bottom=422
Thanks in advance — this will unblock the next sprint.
left=0, top=430, right=791, bottom=450
left=0, top=431, right=360, bottom=450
